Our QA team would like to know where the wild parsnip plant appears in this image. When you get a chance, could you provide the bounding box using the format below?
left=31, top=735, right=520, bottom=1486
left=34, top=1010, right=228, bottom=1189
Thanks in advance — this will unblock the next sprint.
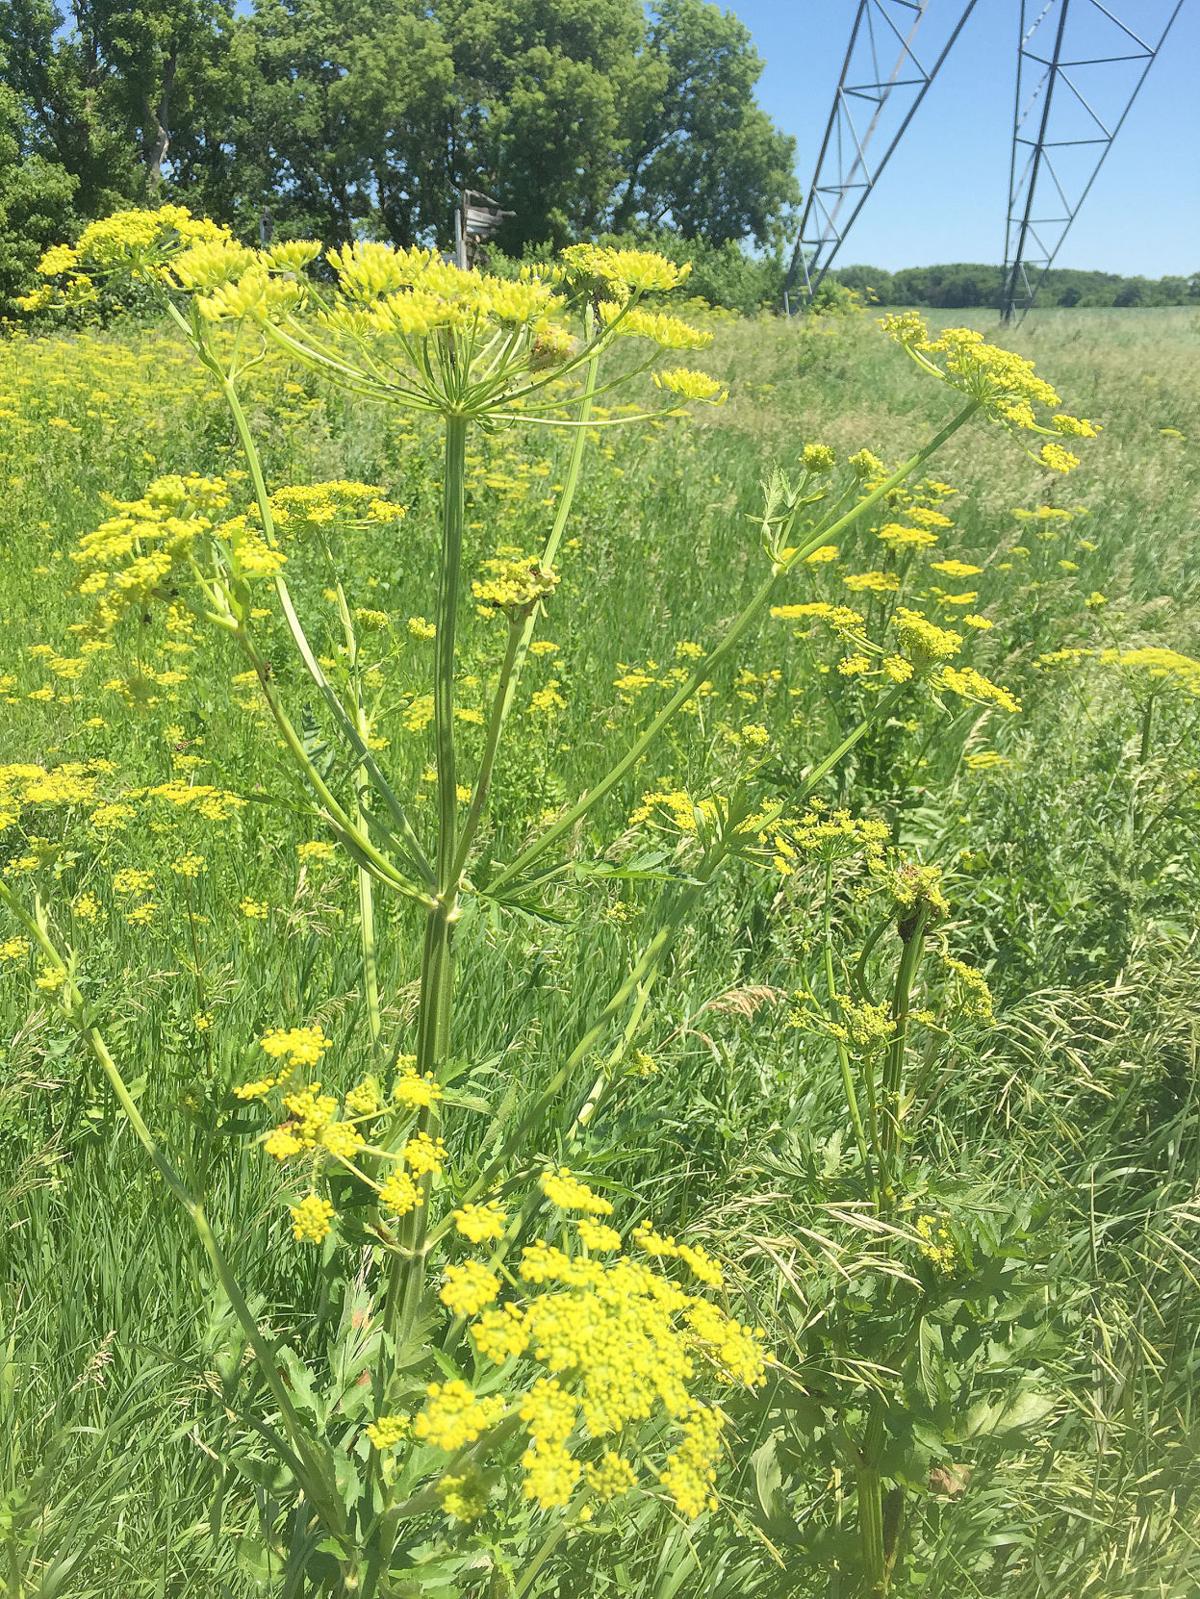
left=4, top=216, right=1198, bottom=1598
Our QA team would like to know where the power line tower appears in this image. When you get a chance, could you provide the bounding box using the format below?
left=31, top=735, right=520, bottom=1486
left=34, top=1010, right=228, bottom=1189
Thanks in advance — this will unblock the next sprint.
left=785, top=0, right=980, bottom=309
left=1000, top=0, right=1186, bottom=321
left=787, top=0, right=1184, bottom=316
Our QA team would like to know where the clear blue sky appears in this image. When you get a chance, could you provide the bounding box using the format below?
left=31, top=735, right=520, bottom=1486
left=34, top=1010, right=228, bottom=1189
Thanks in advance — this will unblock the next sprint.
left=727, top=0, right=1199, bottom=275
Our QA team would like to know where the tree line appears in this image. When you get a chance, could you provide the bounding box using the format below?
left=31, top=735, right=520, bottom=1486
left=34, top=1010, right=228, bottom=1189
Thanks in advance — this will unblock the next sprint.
left=0, top=0, right=800, bottom=314
left=831, top=261, right=1200, bottom=310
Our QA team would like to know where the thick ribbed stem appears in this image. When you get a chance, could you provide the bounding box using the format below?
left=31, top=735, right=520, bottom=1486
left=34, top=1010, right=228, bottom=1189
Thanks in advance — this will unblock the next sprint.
left=388, top=415, right=468, bottom=1343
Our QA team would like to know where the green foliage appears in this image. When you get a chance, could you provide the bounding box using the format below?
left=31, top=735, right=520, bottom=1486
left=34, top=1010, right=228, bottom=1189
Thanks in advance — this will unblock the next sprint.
left=491, top=227, right=787, bottom=316
left=1, top=300, right=1198, bottom=1595
left=1, top=0, right=797, bottom=277
left=834, top=260, right=1200, bottom=310
left=0, top=85, right=79, bottom=319
left=1, top=0, right=232, bottom=209
left=607, top=0, right=799, bottom=249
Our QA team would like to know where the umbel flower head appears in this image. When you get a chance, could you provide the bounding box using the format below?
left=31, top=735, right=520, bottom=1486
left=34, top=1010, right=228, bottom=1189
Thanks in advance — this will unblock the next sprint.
left=880, top=312, right=1097, bottom=468
left=28, top=207, right=728, bottom=424
left=367, top=1179, right=768, bottom=1523
left=71, top=473, right=407, bottom=634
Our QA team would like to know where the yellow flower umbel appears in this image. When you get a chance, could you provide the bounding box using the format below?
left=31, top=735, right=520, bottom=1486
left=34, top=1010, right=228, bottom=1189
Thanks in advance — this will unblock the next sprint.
left=453, top=1200, right=508, bottom=1243
left=72, top=474, right=232, bottom=632
left=290, top=1193, right=335, bottom=1244
left=440, top=1260, right=502, bottom=1318
left=881, top=312, right=1095, bottom=468
left=29, top=209, right=724, bottom=429
left=360, top=1180, right=767, bottom=1520
left=494, top=1226, right=762, bottom=1508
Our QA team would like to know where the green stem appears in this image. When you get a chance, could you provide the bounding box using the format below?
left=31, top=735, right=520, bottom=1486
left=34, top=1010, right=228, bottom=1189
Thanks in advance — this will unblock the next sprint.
left=181, top=878, right=210, bottom=1056
left=449, top=337, right=600, bottom=885
left=461, top=848, right=730, bottom=1215
left=333, top=586, right=383, bottom=1050
left=1127, top=689, right=1158, bottom=843
left=450, top=617, right=523, bottom=883
left=489, top=402, right=979, bottom=896
left=435, top=415, right=468, bottom=889
left=233, top=630, right=433, bottom=908
left=857, top=1406, right=887, bottom=1597
left=513, top=1516, right=574, bottom=1598
left=569, top=974, right=655, bottom=1145
left=388, top=414, right=469, bottom=1342
left=821, top=861, right=872, bottom=1175
left=879, top=906, right=929, bottom=1202
left=1138, top=691, right=1157, bottom=766
left=798, top=686, right=907, bottom=806
left=200, top=334, right=431, bottom=887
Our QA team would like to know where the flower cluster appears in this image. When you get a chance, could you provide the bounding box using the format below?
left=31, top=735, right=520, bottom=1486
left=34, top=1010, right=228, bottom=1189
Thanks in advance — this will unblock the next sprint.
left=73, top=475, right=235, bottom=630
left=267, top=480, right=407, bottom=536
left=771, top=805, right=890, bottom=875
left=231, top=1026, right=448, bottom=1225
left=28, top=209, right=726, bottom=426
left=368, top=1185, right=767, bottom=1523
left=1035, top=644, right=1200, bottom=698
left=17, top=205, right=231, bottom=313
left=881, top=314, right=1096, bottom=460
left=914, top=1213, right=957, bottom=1274
left=472, top=554, right=559, bottom=618
left=628, top=788, right=723, bottom=833
left=0, top=760, right=105, bottom=832
left=72, top=472, right=412, bottom=639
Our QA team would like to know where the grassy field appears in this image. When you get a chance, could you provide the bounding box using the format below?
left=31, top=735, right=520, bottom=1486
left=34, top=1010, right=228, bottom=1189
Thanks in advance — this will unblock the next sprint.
left=2, top=294, right=1198, bottom=1599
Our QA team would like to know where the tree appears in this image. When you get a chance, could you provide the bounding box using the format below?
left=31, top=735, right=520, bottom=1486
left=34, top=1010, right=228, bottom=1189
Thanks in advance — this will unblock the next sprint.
left=441, top=0, right=648, bottom=251
left=2, top=0, right=801, bottom=261
left=1, top=0, right=136, bottom=213
left=197, top=0, right=798, bottom=255
left=0, top=0, right=230, bottom=214
left=609, top=0, right=799, bottom=247
left=188, top=0, right=454, bottom=244
left=835, top=264, right=895, bottom=303
left=0, top=80, right=79, bottom=318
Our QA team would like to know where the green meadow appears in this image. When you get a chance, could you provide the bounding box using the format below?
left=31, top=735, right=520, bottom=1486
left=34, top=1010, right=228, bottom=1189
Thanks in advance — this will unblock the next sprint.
left=2, top=296, right=1198, bottom=1598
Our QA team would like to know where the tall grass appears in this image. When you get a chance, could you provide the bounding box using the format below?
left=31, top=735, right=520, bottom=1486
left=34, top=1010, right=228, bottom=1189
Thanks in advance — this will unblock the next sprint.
left=1, top=296, right=1198, bottom=1596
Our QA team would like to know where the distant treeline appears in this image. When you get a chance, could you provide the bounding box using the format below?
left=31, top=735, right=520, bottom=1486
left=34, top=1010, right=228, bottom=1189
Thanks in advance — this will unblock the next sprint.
left=830, top=262, right=1200, bottom=309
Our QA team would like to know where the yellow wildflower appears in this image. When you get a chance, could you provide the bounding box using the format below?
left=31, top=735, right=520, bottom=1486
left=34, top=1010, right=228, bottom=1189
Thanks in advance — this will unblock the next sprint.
left=413, top=1380, right=506, bottom=1451
left=259, top=1025, right=332, bottom=1069
left=540, top=1167, right=613, bottom=1215
left=379, top=1169, right=423, bottom=1215
left=404, top=1131, right=447, bottom=1177
left=290, top=1193, right=335, bottom=1244
left=441, top=1261, right=502, bottom=1318
left=393, top=1064, right=444, bottom=1109
left=453, top=1201, right=508, bottom=1243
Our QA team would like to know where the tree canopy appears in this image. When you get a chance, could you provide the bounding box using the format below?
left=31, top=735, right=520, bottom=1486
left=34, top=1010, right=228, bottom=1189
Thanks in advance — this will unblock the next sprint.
left=1, top=0, right=800, bottom=289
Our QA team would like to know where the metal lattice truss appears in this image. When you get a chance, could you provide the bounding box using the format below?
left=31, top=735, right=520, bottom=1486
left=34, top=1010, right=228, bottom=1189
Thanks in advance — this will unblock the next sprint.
left=785, top=0, right=979, bottom=306
left=1001, top=0, right=1185, bottom=321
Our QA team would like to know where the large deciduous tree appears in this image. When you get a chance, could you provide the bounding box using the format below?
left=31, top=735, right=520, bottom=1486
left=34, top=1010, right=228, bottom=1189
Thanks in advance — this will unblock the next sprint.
left=1, top=0, right=230, bottom=212
left=204, top=0, right=798, bottom=253
left=2, top=0, right=799, bottom=260
left=0, top=78, right=79, bottom=317
left=612, top=0, right=799, bottom=247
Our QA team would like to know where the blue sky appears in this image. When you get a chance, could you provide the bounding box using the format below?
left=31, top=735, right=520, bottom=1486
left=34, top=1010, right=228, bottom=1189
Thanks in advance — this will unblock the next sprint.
left=728, top=0, right=1199, bottom=275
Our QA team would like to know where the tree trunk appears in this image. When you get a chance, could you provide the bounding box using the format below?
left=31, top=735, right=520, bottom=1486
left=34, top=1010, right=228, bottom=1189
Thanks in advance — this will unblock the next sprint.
left=145, top=51, right=177, bottom=190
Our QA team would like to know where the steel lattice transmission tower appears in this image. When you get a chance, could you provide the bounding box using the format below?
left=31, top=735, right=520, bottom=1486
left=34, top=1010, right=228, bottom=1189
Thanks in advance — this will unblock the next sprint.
left=784, top=0, right=980, bottom=308
left=788, top=0, right=1184, bottom=317
left=1000, top=0, right=1185, bottom=321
